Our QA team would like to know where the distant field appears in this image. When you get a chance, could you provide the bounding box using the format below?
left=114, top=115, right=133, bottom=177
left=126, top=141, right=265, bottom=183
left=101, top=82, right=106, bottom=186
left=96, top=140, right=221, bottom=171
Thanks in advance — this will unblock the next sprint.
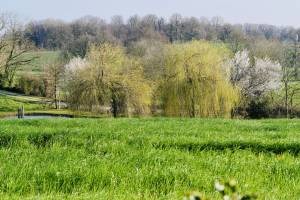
left=0, top=93, right=48, bottom=113
left=17, top=51, right=61, bottom=75
left=0, top=91, right=104, bottom=118
left=0, top=118, right=299, bottom=199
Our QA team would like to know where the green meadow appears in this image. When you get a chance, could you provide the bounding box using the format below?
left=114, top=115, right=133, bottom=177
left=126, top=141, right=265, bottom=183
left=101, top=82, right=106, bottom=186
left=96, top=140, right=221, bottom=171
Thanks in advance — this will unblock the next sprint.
left=0, top=94, right=47, bottom=113
left=17, top=51, right=61, bottom=76
left=0, top=118, right=299, bottom=199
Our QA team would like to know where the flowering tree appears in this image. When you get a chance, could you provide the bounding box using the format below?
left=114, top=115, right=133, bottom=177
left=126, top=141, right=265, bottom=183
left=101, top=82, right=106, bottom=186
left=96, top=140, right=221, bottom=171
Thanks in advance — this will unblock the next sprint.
left=230, top=50, right=281, bottom=98
left=229, top=50, right=282, bottom=117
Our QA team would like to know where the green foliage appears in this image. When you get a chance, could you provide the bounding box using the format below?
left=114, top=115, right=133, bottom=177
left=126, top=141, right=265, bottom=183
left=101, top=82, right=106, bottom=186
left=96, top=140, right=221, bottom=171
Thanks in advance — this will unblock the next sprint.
left=17, top=74, right=46, bottom=96
left=159, top=41, right=239, bottom=117
left=63, top=36, right=89, bottom=58
left=0, top=118, right=299, bottom=199
left=245, top=100, right=270, bottom=119
left=65, top=43, right=152, bottom=117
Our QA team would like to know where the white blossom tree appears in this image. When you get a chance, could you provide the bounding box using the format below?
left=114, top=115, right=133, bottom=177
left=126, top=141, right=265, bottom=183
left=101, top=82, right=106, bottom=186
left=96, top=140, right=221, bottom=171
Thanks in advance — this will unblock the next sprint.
left=230, top=50, right=281, bottom=98
left=230, top=50, right=251, bottom=89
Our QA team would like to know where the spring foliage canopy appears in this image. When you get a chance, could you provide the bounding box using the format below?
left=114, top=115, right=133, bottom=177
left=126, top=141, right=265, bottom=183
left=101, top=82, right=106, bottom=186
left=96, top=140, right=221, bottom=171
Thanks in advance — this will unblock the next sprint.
left=65, top=41, right=239, bottom=117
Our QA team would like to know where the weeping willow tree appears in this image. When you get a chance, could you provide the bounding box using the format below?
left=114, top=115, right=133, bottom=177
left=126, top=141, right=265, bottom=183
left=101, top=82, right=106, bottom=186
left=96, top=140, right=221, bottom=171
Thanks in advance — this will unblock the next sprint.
left=64, top=43, right=152, bottom=117
left=160, top=41, right=239, bottom=117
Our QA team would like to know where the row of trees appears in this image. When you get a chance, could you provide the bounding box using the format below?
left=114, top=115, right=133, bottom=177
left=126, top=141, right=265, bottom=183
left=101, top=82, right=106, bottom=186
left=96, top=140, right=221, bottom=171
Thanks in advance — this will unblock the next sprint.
left=64, top=41, right=239, bottom=117
left=60, top=41, right=282, bottom=118
left=2, top=12, right=300, bottom=118
left=63, top=39, right=300, bottom=118
left=24, top=14, right=299, bottom=58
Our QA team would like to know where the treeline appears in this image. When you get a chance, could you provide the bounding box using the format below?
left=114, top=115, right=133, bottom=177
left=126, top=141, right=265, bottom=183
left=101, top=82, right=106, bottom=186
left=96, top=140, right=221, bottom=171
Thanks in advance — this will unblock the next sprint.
left=62, top=40, right=290, bottom=118
left=24, top=14, right=298, bottom=58
left=1, top=13, right=300, bottom=118
left=64, top=41, right=239, bottom=117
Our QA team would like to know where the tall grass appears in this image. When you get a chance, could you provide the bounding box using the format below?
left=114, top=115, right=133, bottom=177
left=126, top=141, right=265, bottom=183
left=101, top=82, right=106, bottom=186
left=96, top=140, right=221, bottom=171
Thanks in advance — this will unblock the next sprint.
left=0, top=118, right=299, bottom=199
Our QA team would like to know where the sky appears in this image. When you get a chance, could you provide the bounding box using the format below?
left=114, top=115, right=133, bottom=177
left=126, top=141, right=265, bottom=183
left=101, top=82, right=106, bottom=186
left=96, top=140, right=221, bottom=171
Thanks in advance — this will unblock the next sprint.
left=1, top=0, right=300, bottom=28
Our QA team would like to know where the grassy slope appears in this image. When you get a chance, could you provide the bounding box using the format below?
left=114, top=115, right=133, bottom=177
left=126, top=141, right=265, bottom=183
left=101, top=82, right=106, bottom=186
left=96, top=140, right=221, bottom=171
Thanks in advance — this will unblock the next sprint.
left=0, top=94, right=47, bottom=113
left=17, top=51, right=61, bottom=76
left=0, top=118, right=298, bottom=199
left=0, top=91, right=69, bottom=118
left=0, top=91, right=104, bottom=118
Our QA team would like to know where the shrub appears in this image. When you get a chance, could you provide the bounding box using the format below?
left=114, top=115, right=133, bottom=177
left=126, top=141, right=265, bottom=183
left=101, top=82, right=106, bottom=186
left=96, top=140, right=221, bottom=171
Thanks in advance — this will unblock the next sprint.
left=17, top=74, right=46, bottom=96
left=245, top=100, right=270, bottom=119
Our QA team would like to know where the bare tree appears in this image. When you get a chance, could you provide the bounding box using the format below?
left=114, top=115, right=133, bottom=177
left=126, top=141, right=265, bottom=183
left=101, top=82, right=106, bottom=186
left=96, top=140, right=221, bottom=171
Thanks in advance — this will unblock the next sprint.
left=44, top=61, right=65, bottom=109
left=0, top=13, right=36, bottom=87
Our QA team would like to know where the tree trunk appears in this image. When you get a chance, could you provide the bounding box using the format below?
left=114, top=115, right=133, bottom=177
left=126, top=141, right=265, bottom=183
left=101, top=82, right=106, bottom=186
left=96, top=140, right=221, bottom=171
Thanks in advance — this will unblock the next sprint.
left=54, top=83, right=58, bottom=109
left=111, top=95, right=118, bottom=118
left=111, top=87, right=118, bottom=118
left=190, top=85, right=196, bottom=118
left=285, top=81, right=289, bottom=118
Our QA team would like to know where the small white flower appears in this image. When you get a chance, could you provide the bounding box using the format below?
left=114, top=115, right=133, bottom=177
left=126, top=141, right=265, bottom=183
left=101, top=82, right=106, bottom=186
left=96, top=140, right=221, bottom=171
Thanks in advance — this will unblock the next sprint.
left=224, top=195, right=230, bottom=200
left=185, top=192, right=202, bottom=200
left=215, top=181, right=225, bottom=192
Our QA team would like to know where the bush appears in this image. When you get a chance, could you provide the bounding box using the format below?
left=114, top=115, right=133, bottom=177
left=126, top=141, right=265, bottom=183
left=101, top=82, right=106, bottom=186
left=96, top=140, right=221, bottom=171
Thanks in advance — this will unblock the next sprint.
left=17, top=75, right=46, bottom=96
left=245, top=100, right=270, bottom=119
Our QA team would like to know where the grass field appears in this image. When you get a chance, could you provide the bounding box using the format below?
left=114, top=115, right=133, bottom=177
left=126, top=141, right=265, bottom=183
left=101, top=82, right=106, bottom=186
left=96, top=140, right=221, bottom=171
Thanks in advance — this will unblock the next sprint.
left=0, top=91, right=107, bottom=119
left=0, top=91, right=68, bottom=118
left=0, top=93, right=48, bottom=113
left=0, top=118, right=298, bottom=199
left=17, top=51, right=61, bottom=76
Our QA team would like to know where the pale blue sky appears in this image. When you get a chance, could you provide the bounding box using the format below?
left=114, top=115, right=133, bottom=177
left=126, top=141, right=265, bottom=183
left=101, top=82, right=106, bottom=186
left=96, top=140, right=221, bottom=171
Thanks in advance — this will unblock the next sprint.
left=1, top=0, right=300, bottom=27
